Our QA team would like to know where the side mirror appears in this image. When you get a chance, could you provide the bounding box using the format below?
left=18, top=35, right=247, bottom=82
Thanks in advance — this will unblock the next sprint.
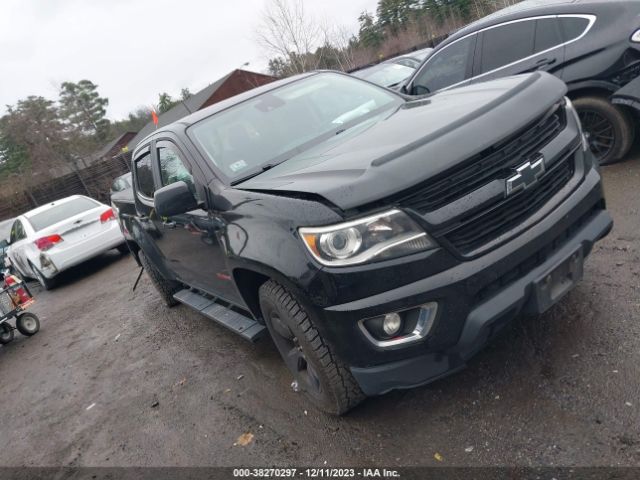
left=154, top=181, right=198, bottom=217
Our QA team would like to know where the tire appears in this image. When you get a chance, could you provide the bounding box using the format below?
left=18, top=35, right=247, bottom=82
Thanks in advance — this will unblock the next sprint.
left=258, top=280, right=365, bottom=415
left=116, top=243, right=130, bottom=255
left=139, top=251, right=181, bottom=307
left=30, top=263, right=56, bottom=291
left=0, top=323, right=14, bottom=345
left=16, top=312, right=40, bottom=337
left=573, top=96, right=635, bottom=165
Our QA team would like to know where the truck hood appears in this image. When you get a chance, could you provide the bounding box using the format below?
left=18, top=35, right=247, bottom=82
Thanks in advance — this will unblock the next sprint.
left=236, top=72, right=567, bottom=211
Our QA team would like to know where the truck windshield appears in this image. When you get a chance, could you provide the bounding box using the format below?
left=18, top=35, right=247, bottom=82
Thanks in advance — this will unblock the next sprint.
left=189, top=72, right=401, bottom=183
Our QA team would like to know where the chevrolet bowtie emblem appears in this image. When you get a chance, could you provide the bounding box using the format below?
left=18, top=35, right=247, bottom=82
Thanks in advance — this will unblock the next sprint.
left=506, top=156, right=546, bottom=197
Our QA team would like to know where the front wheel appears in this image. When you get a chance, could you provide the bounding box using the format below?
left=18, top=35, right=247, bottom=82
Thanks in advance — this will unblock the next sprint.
left=0, top=323, right=14, bottom=345
left=16, top=313, right=40, bottom=337
left=574, top=96, right=635, bottom=165
left=258, top=280, right=365, bottom=415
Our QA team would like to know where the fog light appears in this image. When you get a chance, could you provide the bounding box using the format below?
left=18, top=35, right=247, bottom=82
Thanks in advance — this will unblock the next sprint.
left=383, top=313, right=402, bottom=336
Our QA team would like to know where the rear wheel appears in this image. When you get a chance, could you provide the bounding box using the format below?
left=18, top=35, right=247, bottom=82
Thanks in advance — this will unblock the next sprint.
left=16, top=313, right=40, bottom=336
left=574, top=96, right=635, bottom=165
left=139, top=251, right=181, bottom=307
left=258, top=280, right=365, bottom=415
left=30, top=263, right=56, bottom=291
left=0, top=323, right=14, bottom=345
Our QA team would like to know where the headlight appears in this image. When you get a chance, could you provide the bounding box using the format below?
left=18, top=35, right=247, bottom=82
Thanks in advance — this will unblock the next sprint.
left=632, top=28, right=640, bottom=43
left=565, top=97, right=589, bottom=152
left=299, top=209, right=436, bottom=267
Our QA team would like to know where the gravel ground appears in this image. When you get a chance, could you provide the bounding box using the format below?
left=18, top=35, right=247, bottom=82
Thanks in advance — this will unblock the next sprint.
left=0, top=156, right=638, bottom=468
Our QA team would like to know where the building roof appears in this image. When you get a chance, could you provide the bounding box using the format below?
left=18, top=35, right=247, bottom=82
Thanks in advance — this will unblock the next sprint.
left=93, top=131, right=137, bottom=160
left=126, top=69, right=276, bottom=152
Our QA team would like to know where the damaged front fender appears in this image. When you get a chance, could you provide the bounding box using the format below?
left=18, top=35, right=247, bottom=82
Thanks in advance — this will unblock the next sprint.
left=611, top=76, right=640, bottom=112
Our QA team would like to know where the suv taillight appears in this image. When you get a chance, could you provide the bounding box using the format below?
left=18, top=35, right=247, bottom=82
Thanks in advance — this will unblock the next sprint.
left=100, top=208, right=116, bottom=223
left=34, top=235, right=63, bottom=251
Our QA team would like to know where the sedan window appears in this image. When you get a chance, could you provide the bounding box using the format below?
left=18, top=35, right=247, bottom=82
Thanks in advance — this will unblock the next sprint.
left=25, top=197, right=99, bottom=232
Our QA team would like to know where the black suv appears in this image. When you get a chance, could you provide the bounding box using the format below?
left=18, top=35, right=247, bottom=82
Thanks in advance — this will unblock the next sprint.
left=122, top=71, right=612, bottom=414
left=403, top=0, right=640, bottom=165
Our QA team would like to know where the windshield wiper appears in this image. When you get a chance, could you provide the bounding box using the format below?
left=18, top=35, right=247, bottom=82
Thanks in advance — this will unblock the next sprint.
left=230, top=163, right=279, bottom=186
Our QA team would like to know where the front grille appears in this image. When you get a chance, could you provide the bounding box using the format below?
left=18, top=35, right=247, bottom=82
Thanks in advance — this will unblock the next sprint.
left=399, top=104, right=566, bottom=213
left=445, top=151, right=576, bottom=255
left=474, top=201, right=604, bottom=304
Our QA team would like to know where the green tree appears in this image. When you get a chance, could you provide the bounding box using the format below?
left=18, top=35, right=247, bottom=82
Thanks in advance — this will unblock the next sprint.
left=0, top=96, right=71, bottom=183
left=157, top=92, right=177, bottom=113
left=59, top=79, right=110, bottom=141
left=358, top=11, right=384, bottom=48
left=376, top=0, right=418, bottom=33
left=180, top=88, right=192, bottom=101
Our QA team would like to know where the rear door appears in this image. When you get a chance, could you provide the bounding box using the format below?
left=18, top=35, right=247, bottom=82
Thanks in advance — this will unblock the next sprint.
left=473, top=17, right=565, bottom=82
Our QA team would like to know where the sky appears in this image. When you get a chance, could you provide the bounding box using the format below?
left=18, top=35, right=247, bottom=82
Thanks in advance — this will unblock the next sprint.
left=0, top=0, right=377, bottom=120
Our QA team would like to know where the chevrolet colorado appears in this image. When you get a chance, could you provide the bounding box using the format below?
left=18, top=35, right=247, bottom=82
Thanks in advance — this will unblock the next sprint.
left=122, top=71, right=612, bottom=414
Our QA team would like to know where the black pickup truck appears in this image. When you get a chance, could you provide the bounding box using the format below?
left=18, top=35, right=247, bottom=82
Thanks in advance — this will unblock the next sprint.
left=118, top=71, right=612, bottom=414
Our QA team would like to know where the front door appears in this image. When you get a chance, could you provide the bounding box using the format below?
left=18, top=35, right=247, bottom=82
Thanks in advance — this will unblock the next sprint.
left=150, top=140, right=243, bottom=306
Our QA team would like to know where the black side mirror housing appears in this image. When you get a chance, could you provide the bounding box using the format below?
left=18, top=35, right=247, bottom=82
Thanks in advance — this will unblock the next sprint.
left=154, top=181, right=198, bottom=217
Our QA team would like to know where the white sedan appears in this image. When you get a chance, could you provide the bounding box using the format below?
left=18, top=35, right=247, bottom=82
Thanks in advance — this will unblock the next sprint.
left=6, top=195, right=127, bottom=289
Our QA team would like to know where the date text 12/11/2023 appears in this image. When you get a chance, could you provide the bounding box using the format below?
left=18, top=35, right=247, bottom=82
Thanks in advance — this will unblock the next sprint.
left=232, top=468, right=401, bottom=478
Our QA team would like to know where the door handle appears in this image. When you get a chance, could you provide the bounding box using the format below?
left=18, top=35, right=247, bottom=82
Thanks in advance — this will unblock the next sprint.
left=535, top=58, right=557, bottom=69
left=162, top=220, right=177, bottom=229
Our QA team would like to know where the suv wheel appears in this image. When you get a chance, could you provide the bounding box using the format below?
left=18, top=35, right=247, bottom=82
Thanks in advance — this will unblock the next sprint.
left=574, top=96, right=635, bottom=165
left=139, top=251, right=180, bottom=307
left=258, top=280, right=365, bottom=415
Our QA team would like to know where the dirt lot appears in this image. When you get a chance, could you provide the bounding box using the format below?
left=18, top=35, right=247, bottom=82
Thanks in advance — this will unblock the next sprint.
left=0, top=156, right=639, bottom=468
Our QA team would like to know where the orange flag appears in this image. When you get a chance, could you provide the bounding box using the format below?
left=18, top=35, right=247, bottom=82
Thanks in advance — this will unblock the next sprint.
left=151, top=109, right=159, bottom=127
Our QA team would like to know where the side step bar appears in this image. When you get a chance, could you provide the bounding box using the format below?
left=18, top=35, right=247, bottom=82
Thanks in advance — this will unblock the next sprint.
left=173, top=289, right=266, bottom=342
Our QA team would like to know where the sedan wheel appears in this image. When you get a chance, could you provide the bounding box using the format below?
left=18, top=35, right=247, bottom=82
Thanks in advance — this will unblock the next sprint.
left=30, top=263, right=56, bottom=291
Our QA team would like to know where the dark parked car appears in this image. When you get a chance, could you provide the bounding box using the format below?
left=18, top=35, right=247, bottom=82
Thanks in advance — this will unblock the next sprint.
left=125, top=71, right=611, bottom=414
left=352, top=61, right=417, bottom=88
left=352, top=49, right=434, bottom=88
left=110, top=172, right=132, bottom=194
left=110, top=172, right=136, bottom=245
left=402, top=0, right=640, bottom=165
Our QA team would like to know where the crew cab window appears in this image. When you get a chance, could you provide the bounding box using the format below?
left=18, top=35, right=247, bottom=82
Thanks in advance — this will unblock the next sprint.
left=559, top=16, right=591, bottom=42
left=135, top=152, right=155, bottom=198
left=412, top=35, right=475, bottom=94
left=480, top=20, right=535, bottom=74
left=10, top=220, right=25, bottom=243
left=534, top=18, right=563, bottom=53
left=158, top=145, right=194, bottom=188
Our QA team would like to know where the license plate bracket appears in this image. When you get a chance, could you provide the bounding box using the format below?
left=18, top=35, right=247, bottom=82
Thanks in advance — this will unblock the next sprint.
left=530, top=246, right=584, bottom=314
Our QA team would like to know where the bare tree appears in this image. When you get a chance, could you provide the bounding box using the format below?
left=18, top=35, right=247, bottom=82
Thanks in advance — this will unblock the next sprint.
left=256, top=0, right=321, bottom=75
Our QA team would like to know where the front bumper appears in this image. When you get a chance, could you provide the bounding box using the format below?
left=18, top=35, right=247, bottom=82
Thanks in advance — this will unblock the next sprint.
left=314, top=167, right=611, bottom=396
